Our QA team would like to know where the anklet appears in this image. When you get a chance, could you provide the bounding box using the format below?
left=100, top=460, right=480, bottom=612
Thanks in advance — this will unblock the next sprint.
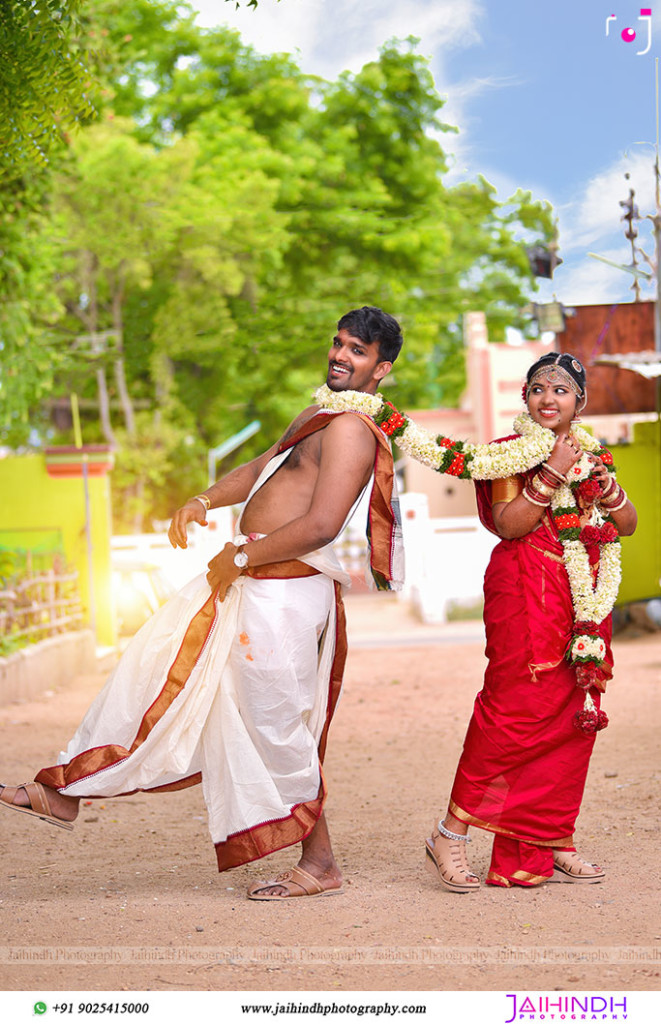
left=438, top=819, right=471, bottom=843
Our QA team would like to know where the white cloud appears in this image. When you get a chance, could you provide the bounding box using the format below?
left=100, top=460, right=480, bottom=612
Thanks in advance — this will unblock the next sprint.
left=439, top=75, right=523, bottom=183
left=559, top=148, right=657, bottom=251
left=539, top=147, right=659, bottom=305
left=554, top=247, right=650, bottom=306
left=192, top=0, right=484, bottom=79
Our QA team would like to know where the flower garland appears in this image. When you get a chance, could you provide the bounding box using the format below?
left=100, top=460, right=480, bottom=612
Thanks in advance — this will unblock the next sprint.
left=548, top=452, right=621, bottom=732
left=313, top=385, right=606, bottom=480
left=313, top=384, right=624, bottom=734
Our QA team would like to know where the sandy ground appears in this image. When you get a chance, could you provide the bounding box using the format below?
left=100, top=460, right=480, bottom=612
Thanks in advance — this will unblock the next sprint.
left=0, top=593, right=659, bottom=994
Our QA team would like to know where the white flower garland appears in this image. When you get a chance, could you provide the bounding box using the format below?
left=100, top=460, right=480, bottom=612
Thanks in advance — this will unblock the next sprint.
left=550, top=460, right=622, bottom=626
left=313, top=385, right=383, bottom=419
left=314, top=386, right=604, bottom=478
left=313, top=381, right=623, bottom=632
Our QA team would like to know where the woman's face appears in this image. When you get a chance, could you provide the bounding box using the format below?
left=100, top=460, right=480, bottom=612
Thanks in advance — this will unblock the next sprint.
left=527, top=373, right=579, bottom=434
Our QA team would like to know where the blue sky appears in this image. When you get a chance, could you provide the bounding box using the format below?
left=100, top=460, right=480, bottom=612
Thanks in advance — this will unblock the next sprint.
left=190, top=0, right=661, bottom=309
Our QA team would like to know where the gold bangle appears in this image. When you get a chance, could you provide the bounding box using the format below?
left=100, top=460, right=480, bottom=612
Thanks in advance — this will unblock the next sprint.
left=531, top=473, right=554, bottom=498
left=191, top=494, right=211, bottom=511
left=522, top=484, right=551, bottom=507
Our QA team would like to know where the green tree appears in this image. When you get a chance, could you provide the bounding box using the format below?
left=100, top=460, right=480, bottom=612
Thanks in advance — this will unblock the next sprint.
left=0, top=181, right=67, bottom=445
left=0, top=1, right=100, bottom=444
left=7, top=10, right=554, bottom=530
left=0, top=0, right=96, bottom=178
left=44, top=111, right=295, bottom=529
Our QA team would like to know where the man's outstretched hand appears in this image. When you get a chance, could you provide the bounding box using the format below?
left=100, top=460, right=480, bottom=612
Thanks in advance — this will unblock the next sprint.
left=206, top=543, right=244, bottom=602
left=168, top=501, right=208, bottom=549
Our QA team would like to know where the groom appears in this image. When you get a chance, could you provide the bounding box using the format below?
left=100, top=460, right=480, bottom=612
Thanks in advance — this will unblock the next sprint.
left=1, top=306, right=404, bottom=901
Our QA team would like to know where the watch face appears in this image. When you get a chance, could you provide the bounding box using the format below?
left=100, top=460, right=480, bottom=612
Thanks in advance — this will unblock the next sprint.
left=233, top=550, right=249, bottom=568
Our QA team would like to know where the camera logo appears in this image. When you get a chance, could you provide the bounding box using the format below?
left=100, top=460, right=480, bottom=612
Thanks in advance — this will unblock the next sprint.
left=606, top=7, right=653, bottom=54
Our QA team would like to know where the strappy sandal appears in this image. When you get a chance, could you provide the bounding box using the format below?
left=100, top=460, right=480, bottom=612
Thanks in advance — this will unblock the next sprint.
left=425, top=819, right=480, bottom=893
left=0, top=782, right=74, bottom=831
left=247, top=866, right=344, bottom=901
left=550, top=849, right=605, bottom=884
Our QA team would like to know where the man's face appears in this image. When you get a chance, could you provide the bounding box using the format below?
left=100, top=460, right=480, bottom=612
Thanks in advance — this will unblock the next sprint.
left=326, top=328, right=391, bottom=394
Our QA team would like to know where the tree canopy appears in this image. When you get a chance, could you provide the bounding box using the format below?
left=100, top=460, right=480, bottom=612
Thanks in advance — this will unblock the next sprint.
left=0, top=1, right=554, bottom=531
left=0, top=0, right=96, bottom=177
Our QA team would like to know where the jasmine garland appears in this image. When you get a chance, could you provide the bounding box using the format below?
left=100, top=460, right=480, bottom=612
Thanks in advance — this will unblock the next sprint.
left=313, top=385, right=623, bottom=726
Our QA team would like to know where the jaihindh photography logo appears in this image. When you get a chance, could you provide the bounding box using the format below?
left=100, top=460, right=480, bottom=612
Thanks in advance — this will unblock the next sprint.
left=504, top=993, right=628, bottom=1022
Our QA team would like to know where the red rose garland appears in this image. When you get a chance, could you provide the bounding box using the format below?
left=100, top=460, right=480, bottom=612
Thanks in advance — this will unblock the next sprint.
left=574, top=692, right=609, bottom=734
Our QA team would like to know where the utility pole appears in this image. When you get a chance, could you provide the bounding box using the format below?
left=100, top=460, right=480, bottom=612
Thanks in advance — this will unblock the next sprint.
left=620, top=177, right=642, bottom=301
left=654, top=58, right=661, bottom=356
left=651, top=59, right=661, bottom=430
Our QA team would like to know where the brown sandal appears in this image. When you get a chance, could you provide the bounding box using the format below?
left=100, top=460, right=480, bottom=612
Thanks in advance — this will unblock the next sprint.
left=0, top=782, right=74, bottom=831
left=550, top=849, right=604, bottom=883
left=247, top=866, right=344, bottom=901
left=425, top=819, right=480, bottom=893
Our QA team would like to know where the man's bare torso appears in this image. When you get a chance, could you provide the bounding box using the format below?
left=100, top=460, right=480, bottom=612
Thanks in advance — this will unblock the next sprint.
left=240, top=408, right=375, bottom=539
left=240, top=408, right=326, bottom=536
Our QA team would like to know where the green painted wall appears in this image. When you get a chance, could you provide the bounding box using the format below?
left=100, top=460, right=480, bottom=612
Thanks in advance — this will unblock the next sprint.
left=0, top=454, right=115, bottom=645
left=611, top=419, right=661, bottom=604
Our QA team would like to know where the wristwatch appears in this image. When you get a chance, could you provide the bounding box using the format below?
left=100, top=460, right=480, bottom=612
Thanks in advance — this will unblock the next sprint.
left=233, top=545, right=249, bottom=570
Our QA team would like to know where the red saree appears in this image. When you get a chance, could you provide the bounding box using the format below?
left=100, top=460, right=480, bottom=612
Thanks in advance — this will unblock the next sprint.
left=449, top=471, right=613, bottom=887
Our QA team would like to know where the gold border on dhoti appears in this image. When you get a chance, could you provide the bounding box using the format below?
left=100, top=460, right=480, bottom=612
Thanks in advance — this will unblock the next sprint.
left=35, top=588, right=220, bottom=791
left=215, top=776, right=327, bottom=872
left=246, top=561, right=321, bottom=579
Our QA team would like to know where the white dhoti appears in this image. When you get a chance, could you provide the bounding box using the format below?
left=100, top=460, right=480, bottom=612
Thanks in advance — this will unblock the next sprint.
left=36, top=436, right=351, bottom=870
left=36, top=565, right=348, bottom=869
left=36, top=410, right=399, bottom=870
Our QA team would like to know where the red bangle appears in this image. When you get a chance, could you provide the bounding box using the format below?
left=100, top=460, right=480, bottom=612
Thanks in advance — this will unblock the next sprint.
left=542, top=462, right=566, bottom=484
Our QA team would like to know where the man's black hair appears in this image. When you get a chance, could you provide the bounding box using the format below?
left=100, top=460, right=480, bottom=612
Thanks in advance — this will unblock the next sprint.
left=337, top=306, right=403, bottom=364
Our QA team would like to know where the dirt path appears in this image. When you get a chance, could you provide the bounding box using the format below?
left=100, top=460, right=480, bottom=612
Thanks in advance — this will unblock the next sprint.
left=1, top=595, right=659, bottom=993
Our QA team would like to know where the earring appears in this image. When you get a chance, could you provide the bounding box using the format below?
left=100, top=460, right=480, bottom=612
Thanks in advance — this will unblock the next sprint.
left=571, top=396, right=586, bottom=424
